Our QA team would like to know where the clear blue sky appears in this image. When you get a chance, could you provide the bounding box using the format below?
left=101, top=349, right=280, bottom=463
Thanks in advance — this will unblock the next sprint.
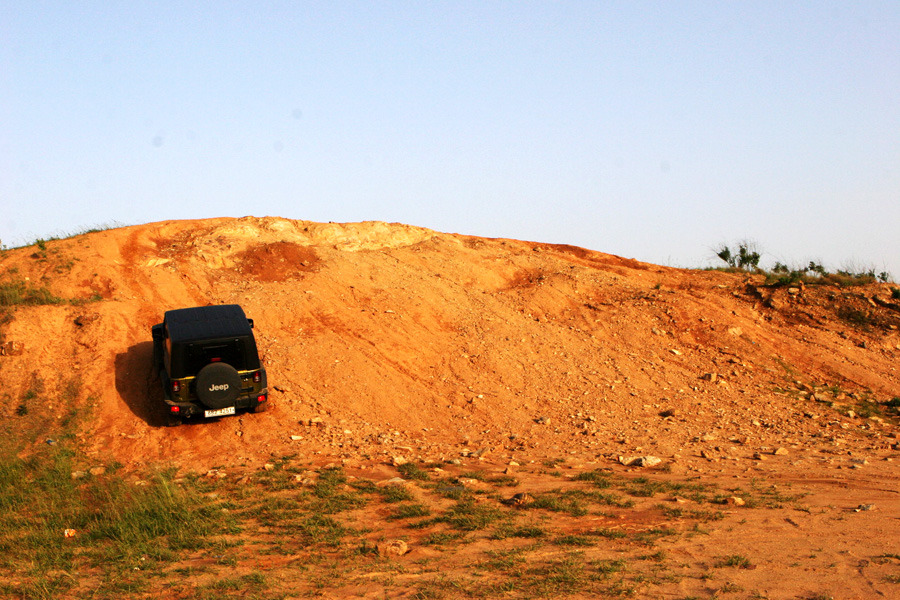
left=3, top=1, right=898, bottom=275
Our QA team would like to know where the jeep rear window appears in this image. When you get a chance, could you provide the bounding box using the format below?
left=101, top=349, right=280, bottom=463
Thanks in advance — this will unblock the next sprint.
left=185, top=339, right=246, bottom=374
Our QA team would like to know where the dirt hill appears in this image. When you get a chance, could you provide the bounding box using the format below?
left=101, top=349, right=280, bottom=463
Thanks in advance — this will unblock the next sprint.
left=2, top=215, right=898, bottom=467
left=1, top=216, right=899, bottom=598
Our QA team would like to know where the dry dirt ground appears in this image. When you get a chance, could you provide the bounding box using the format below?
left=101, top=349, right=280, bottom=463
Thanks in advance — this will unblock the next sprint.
left=1, top=216, right=899, bottom=599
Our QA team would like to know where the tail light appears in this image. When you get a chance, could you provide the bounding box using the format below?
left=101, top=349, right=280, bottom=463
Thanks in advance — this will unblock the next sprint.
left=257, top=394, right=267, bottom=402
left=171, top=380, right=181, bottom=394
left=170, top=406, right=181, bottom=414
left=253, top=371, right=261, bottom=383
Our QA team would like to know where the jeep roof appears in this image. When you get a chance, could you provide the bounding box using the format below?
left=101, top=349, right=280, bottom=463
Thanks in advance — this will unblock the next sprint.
left=164, top=304, right=254, bottom=343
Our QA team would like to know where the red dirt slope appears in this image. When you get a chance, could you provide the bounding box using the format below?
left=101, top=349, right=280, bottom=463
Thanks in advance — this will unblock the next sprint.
left=1, top=216, right=897, bottom=471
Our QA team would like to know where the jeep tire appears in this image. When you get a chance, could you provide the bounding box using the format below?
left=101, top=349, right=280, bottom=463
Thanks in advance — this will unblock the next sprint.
left=195, top=362, right=241, bottom=409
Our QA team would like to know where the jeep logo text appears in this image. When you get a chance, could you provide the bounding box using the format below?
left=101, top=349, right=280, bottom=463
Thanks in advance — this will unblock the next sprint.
left=209, top=383, right=230, bottom=392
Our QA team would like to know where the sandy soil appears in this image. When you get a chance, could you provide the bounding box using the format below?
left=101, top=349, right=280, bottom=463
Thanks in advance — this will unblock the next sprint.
left=1, top=216, right=899, bottom=598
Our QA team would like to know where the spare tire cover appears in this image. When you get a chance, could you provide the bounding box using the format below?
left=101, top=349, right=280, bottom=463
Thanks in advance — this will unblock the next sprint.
left=195, top=362, right=241, bottom=409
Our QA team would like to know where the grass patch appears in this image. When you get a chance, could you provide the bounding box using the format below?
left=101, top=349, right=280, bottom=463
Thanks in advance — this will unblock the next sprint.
left=715, top=554, right=753, bottom=569
left=0, top=279, right=64, bottom=307
left=377, top=484, right=414, bottom=503
left=397, top=463, right=431, bottom=481
left=388, top=503, right=431, bottom=520
left=588, top=528, right=627, bottom=540
left=438, top=499, right=506, bottom=531
left=0, top=444, right=233, bottom=598
left=291, top=514, right=348, bottom=547
left=633, top=527, right=678, bottom=545
left=422, top=531, right=467, bottom=546
left=433, top=483, right=471, bottom=500
left=526, top=491, right=588, bottom=516
left=305, top=467, right=367, bottom=514
left=553, top=534, right=595, bottom=547
left=572, top=468, right=614, bottom=488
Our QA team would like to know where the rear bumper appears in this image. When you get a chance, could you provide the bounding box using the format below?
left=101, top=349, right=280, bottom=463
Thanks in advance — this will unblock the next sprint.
left=164, top=389, right=268, bottom=419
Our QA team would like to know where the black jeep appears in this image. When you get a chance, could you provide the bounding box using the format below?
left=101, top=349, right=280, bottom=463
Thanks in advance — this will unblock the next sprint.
left=152, top=304, right=268, bottom=425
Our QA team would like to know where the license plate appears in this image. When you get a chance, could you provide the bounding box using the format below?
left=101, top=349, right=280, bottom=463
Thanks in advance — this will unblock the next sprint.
left=205, top=406, right=236, bottom=418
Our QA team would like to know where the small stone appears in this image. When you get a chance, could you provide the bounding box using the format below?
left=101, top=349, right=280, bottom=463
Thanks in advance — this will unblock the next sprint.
left=378, top=539, right=409, bottom=557
left=0, top=341, right=24, bottom=356
left=535, top=416, right=551, bottom=425
left=263, top=463, right=275, bottom=471
left=71, top=471, right=87, bottom=480
left=619, top=455, right=662, bottom=467
left=290, top=435, right=303, bottom=441
left=392, top=456, right=409, bottom=467
left=659, top=409, right=677, bottom=418
left=508, top=460, right=520, bottom=467
left=89, top=466, right=106, bottom=476
left=74, top=313, right=100, bottom=327
left=773, top=448, right=789, bottom=456
left=457, top=477, right=486, bottom=489
left=724, top=496, right=745, bottom=506
left=669, top=349, right=682, bottom=356
left=376, top=477, right=407, bottom=487
left=501, top=492, right=534, bottom=507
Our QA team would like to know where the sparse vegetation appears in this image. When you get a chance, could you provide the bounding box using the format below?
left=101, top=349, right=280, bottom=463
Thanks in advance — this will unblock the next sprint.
left=711, top=240, right=892, bottom=284
left=6, top=222, right=127, bottom=251
left=716, top=241, right=761, bottom=271
left=388, top=502, right=431, bottom=520
left=0, top=417, right=877, bottom=599
left=768, top=262, right=888, bottom=287
left=397, top=462, right=431, bottom=481
left=715, top=554, right=753, bottom=569
left=377, top=483, right=413, bottom=503
left=0, top=279, right=63, bottom=308
left=0, top=445, right=234, bottom=599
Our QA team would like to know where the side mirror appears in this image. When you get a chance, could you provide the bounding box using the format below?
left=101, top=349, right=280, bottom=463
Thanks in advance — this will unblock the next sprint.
left=247, top=318, right=254, bottom=329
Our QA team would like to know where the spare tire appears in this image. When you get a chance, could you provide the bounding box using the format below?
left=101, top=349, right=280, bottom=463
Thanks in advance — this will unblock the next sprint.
left=195, top=362, right=241, bottom=409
